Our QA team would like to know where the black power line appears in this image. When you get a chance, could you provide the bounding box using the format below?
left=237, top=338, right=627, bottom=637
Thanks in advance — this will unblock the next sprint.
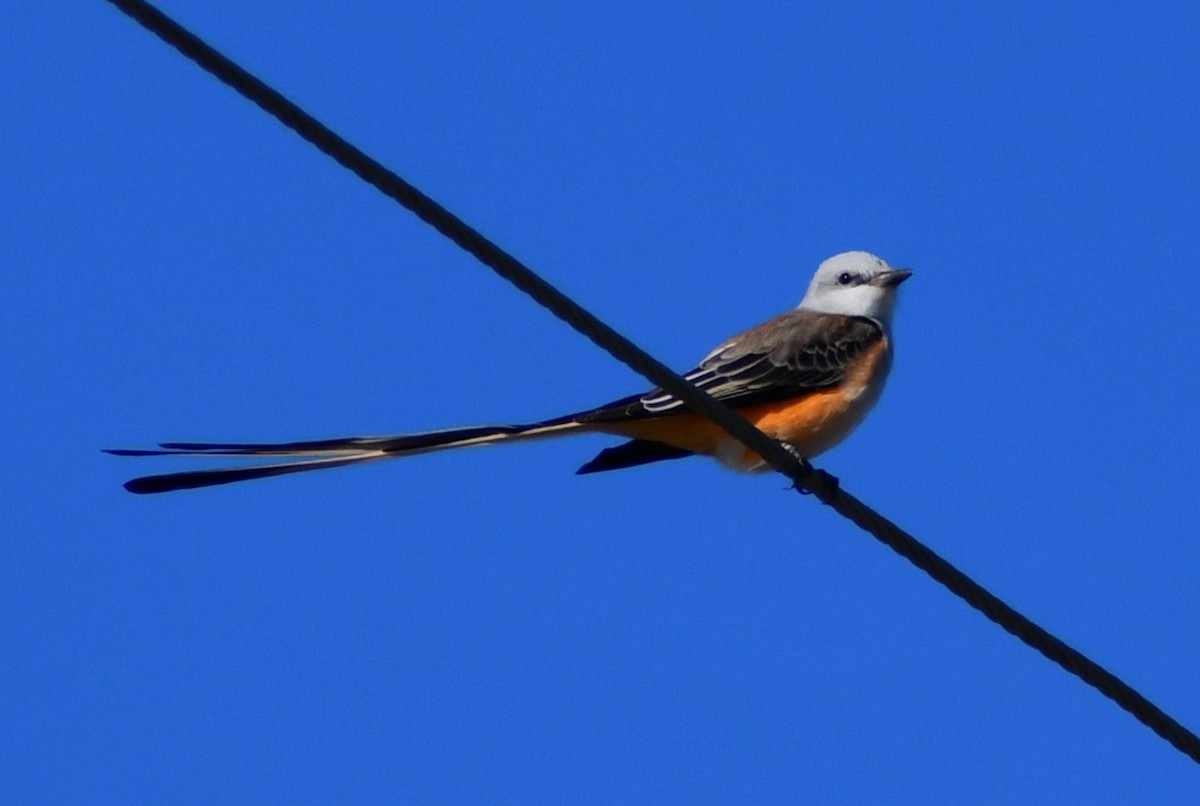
left=102, top=0, right=1200, bottom=765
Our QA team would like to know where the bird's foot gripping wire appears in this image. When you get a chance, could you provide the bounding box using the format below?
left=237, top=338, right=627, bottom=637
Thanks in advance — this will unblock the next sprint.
left=781, top=442, right=839, bottom=503
left=781, top=443, right=815, bottom=491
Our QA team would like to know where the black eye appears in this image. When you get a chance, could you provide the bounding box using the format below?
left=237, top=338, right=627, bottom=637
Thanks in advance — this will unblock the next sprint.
left=837, top=272, right=854, bottom=286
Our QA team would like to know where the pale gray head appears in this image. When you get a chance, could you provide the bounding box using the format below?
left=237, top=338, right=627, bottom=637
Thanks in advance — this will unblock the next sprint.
left=797, top=251, right=912, bottom=326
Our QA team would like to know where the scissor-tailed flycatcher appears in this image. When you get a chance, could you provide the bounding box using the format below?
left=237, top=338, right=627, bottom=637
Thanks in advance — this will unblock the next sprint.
left=109, top=251, right=911, bottom=494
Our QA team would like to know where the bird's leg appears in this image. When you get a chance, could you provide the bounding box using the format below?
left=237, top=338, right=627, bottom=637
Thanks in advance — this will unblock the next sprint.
left=779, top=442, right=816, bottom=493
left=780, top=442, right=806, bottom=462
left=780, top=443, right=840, bottom=502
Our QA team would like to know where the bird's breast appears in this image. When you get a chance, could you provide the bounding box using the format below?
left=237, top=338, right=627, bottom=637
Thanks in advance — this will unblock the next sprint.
left=718, top=336, right=893, bottom=471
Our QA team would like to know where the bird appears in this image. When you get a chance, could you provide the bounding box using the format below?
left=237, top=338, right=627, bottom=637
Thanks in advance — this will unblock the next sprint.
left=108, top=251, right=911, bottom=494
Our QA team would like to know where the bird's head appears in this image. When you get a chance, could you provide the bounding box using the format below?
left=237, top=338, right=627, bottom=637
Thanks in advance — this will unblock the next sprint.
left=797, top=251, right=912, bottom=327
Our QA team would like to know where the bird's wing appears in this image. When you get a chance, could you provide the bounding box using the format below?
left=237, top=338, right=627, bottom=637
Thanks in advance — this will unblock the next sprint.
left=578, top=311, right=884, bottom=422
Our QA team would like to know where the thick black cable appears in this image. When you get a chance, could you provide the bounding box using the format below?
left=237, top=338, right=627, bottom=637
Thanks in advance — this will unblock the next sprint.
left=102, top=0, right=1200, bottom=765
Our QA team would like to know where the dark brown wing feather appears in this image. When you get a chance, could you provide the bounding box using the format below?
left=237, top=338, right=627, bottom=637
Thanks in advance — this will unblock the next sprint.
left=576, top=311, right=883, bottom=424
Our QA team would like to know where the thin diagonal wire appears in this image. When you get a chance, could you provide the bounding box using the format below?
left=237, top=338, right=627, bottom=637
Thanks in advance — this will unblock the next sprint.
left=102, top=0, right=1200, bottom=765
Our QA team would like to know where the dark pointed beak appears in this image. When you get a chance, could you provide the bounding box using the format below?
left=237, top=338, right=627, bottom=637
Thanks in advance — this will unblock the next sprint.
left=873, top=269, right=913, bottom=288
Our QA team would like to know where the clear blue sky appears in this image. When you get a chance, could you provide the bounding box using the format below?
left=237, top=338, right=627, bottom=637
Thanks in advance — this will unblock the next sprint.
left=4, top=1, right=1199, bottom=801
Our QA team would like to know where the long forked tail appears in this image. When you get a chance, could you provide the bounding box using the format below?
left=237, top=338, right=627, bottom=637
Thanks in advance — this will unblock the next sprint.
left=105, top=420, right=584, bottom=494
